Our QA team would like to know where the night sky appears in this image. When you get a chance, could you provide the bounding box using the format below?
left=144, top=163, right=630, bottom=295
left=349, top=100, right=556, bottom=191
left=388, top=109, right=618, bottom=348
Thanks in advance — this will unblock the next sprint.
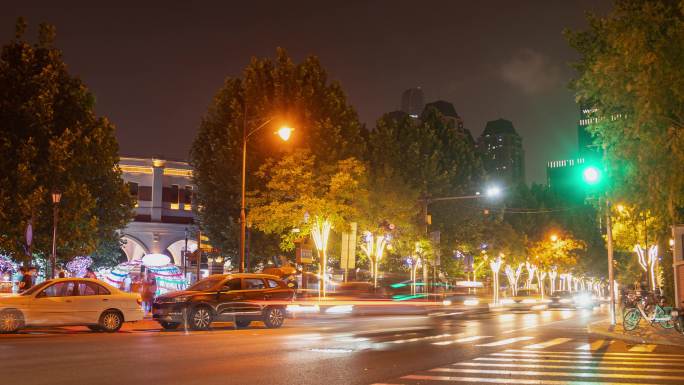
left=2, top=1, right=611, bottom=183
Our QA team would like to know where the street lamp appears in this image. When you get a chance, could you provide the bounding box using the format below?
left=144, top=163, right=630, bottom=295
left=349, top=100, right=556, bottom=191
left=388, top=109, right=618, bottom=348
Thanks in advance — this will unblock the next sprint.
left=550, top=234, right=559, bottom=242
left=50, top=190, right=62, bottom=279
left=240, top=115, right=293, bottom=273
left=485, top=185, right=502, bottom=198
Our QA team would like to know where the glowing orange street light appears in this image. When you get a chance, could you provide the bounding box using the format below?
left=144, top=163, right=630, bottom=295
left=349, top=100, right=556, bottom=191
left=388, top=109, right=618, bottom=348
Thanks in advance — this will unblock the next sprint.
left=277, top=126, right=293, bottom=141
left=550, top=234, right=559, bottom=242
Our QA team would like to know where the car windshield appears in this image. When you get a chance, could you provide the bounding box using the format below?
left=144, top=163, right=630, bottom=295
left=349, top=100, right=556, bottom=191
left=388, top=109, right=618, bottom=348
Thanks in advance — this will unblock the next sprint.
left=186, top=276, right=224, bottom=291
left=20, top=281, right=52, bottom=296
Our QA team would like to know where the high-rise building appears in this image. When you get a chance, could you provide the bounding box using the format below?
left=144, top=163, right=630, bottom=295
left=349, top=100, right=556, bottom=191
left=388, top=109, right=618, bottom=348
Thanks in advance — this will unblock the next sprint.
left=400, top=87, right=425, bottom=118
left=546, top=106, right=602, bottom=202
left=423, top=100, right=475, bottom=143
left=477, top=119, right=525, bottom=186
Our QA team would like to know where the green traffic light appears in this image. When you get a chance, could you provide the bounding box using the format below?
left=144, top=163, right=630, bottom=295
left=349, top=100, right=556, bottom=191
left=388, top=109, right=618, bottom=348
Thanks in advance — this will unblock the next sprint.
left=582, top=166, right=601, bottom=185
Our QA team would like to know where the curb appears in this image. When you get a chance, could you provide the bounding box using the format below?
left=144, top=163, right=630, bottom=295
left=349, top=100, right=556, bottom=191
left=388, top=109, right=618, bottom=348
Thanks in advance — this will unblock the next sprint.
left=588, top=321, right=684, bottom=347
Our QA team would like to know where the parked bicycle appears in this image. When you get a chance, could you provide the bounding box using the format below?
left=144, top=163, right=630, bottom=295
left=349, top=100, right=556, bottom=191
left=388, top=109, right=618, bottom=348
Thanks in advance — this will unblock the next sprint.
left=622, top=290, right=675, bottom=331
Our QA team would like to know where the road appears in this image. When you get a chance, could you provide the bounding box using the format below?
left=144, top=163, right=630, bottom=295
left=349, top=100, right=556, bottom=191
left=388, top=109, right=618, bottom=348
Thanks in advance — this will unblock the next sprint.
left=2, top=306, right=684, bottom=385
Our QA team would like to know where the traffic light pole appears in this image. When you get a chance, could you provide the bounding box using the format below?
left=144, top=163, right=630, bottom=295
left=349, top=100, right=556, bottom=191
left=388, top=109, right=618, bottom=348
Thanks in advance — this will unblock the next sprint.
left=606, top=199, right=617, bottom=325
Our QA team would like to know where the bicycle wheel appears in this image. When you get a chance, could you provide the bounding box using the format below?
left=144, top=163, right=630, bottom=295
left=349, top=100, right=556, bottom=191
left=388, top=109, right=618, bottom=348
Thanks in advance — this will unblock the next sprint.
left=655, top=306, right=675, bottom=329
left=623, top=308, right=641, bottom=331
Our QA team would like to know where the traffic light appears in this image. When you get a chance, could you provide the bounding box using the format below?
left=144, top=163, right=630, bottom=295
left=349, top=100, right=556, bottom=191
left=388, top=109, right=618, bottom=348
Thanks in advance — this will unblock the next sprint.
left=582, top=165, right=601, bottom=185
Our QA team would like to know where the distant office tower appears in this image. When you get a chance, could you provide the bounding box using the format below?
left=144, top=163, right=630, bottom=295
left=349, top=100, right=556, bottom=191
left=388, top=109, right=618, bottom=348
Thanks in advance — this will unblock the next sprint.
left=477, top=119, right=525, bottom=186
left=400, top=87, right=425, bottom=117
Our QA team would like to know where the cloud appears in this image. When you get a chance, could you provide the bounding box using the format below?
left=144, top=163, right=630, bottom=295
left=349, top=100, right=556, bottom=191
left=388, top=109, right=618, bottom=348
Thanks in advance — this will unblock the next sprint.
left=499, top=49, right=562, bottom=95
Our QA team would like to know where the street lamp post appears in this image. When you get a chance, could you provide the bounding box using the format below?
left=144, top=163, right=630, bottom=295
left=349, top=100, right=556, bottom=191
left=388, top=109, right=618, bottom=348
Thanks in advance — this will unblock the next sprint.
left=50, top=191, right=62, bottom=279
left=239, top=111, right=293, bottom=273
left=419, top=185, right=502, bottom=292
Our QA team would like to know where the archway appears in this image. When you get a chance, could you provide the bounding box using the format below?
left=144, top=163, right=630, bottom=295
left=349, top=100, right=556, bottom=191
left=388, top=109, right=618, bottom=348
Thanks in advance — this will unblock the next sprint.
left=165, top=239, right=198, bottom=266
left=121, top=234, right=149, bottom=261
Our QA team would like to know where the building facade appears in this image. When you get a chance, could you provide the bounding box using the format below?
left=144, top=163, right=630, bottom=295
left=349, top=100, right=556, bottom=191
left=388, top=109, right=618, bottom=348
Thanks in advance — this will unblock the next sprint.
left=400, top=87, right=425, bottom=118
left=476, top=119, right=525, bottom=186
left=546, top=106, right=602, bottom=201
left=118, top=157, right=198, bottom=266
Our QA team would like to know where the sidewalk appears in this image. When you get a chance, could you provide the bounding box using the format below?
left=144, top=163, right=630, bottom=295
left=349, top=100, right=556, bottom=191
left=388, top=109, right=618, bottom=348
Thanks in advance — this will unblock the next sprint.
left=589, top=318, right=684, bottom=346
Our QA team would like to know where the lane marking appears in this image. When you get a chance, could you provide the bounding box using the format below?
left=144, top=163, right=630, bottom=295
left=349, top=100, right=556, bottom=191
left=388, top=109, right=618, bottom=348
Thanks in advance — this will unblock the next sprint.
left=455, top=361, right=684, bottom=373
left=493, top=352, right=684, bottom=362
left=432, top=335, right=489, bottom=346
left=391, top=333, right=451, bottom=344
left=505, top=349, right=684, bottom=358
left=430, top=367, right=684, bottom=381
left=476, top=336, right=533, bottom=347
left=402, top=374, right=664, bottom=385
left=576, top=339, right=613, bottom=350
left=523, top=337, right=572, bottom=349
left=629, top=344, right=657, bottom=352
left=474, top=357, right=684, bottom=366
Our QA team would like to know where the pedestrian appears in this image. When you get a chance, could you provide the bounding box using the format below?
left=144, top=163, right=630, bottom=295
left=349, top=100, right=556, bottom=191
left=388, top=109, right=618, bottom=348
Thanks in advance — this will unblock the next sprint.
left=17, top=266, right=27, bottom=293
left=141, top=274, right=157, bottom=315
left=85, top=267, right=97, bottom=279
left=123, top=275, right=132, bottom=292
left=20, top=267, right=34, bottom=292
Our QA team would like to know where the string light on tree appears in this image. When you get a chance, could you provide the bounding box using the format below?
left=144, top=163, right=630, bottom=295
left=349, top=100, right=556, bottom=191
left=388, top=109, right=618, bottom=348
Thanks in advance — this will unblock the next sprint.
left=634, top=244, right=658, bottom=291
left=311, top=217, right=332, bottom=298
left=490, top=256, right=503, bottom=305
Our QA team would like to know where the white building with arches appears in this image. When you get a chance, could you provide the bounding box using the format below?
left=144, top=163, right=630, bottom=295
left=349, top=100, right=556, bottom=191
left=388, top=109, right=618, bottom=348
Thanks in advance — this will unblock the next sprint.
left=118, top=157, right=198, bottom=266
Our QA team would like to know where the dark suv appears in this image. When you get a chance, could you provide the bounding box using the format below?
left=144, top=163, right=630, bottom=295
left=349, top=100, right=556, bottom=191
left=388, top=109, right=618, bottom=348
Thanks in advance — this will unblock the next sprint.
left=153, top=273, right=295, bottom=330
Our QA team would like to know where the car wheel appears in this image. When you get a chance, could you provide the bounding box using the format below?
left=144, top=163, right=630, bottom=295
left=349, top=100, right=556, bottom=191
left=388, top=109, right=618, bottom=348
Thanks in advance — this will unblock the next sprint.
left=160, top=321, right=180, bottom=330
left=0, top=309, right=24, bottom=334
left=235, top=318, right=251, bottom=329
left=99, top=310, right=124, bottom=333
left=189, top=306, right=213, bottom=330
left=87, top=325, right=102, bottom=332
left=263, top=307, right=285, bottom=329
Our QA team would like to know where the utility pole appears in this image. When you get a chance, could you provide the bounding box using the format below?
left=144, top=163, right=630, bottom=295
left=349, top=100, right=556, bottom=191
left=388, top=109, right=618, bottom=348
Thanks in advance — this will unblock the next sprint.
left=197, top=230, right=202, bottom=282
left=183, top=227, right=188, bottom=278
left=606, top=199, right=616, bottom=325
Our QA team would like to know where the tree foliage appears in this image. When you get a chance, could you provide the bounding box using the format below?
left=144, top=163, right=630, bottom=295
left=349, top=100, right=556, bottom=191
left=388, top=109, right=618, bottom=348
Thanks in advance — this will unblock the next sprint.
left=566, top=0, right=684, bottom=228
left=0, top=19, right=134, bottom=268
left=190, top=48, right=366, bottom=262
left=248, top=150, right=367, bottom=251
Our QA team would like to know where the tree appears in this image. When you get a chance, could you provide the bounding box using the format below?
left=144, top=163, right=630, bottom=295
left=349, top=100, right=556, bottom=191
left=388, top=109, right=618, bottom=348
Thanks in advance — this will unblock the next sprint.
left=248, top=150, right=367, bottom=292
left=367, top=108, right=485, bottom=281
left=567, top=0, right=684, bottom=218
left=0, top=19, right=134, bottom=269
left=567, top=0, right=684, bottom=298
left=190, top=48, right=366, bottom=264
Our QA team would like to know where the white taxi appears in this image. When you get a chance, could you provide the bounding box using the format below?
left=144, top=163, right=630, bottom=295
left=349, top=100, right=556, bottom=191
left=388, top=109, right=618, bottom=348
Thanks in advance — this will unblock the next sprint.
left=0, top=278, right=144, bottom=333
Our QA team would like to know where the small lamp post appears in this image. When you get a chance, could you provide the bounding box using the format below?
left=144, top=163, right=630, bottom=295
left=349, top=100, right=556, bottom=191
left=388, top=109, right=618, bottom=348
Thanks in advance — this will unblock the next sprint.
left=51, top=191, right=62, bottom=279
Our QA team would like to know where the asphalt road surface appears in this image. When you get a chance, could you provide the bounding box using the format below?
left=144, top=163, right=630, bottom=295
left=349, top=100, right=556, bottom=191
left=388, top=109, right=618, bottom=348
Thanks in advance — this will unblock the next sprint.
left=3, top=306, right=684, bottom=385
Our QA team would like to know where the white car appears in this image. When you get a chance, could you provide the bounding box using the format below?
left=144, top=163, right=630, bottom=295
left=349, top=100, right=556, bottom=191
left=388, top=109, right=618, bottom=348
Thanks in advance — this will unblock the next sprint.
left=0, top=278, right=144, bottom=333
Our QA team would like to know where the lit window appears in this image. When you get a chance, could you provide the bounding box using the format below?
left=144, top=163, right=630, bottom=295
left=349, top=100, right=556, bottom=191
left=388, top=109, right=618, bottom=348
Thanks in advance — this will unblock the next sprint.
left=170, top=203, right=180, bottom=210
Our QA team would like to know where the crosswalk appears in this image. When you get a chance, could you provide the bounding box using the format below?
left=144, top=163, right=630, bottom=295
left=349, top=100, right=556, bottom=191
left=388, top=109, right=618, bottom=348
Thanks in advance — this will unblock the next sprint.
left=373, top=339, right=684, bottom=385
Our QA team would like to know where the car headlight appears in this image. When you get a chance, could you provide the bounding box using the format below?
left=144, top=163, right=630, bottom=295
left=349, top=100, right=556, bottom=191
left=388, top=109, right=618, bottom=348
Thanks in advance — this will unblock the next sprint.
left=573, top=295, right=592, bottom=305
left=442, top=299, right=453, bottom=306
left=464, top=299, right=479, bottom=306
left=522, top=299, right=537, bottom=304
